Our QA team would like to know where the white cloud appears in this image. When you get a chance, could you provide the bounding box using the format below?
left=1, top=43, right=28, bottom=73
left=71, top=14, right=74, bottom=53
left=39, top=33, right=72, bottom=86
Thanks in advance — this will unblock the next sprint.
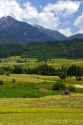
left=43, top=0, right=80, bottom=17
left=36, top=0, right=80, bottom=31
left=0, top=0, right=81, bottom=35
left=23, top=2, right=38, bottom=20
left=22, top=2, right=39, bottom=24
left=22, top=2, right=59, bottom=28
left=0, top=0, right=38, bottom=24
left=0, top=0, right=23, bottom=20
left=59, top=28, right=72, bottom=36
left=0, top=0, right=59, bottom=29
left=74, top=12, right=83, bottom=33
left=37, top=11, right=59, bottom=29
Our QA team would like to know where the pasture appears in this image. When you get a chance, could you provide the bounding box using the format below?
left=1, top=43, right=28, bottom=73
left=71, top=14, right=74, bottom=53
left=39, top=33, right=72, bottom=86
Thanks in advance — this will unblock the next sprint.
left=0, top=108, right=83, bottom=125
left=0, top=96, right=83, bottom=125
left=0, top=57, right=83, bottom=68
left=0, top=57, right=83, bottom=97
left=0, top=57, right=83, bottom=124
left=0, top=74, right=83, bottom=98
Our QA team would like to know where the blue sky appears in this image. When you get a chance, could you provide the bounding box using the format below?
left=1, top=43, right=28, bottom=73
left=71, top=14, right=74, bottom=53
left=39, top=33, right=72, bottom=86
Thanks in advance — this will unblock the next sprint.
left=0, top=0, right=83, bottom=36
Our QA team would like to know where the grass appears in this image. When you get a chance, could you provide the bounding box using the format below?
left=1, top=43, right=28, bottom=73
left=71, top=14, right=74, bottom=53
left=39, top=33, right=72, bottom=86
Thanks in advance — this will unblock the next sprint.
left=0, top=57, right=83, bottom=124
left=0, top=84, right=58, bottom=98
left=47, top=58, right=83, bottom=68
left=0, top=74, right=82, bottom=98
left=0, top=57, right=83, bottom=68
left=0, top=74, right=82, bottom=85
left=0, top=74, right=45, bottom=83
left=0, top=96, right=83, bottom=125
left=0, top=108, right=83, bottom=125
left=0, top=95, right=83, bottom=108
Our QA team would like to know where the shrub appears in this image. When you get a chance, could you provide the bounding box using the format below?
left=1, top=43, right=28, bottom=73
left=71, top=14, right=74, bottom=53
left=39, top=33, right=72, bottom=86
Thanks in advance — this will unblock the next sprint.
left=13, top=65, right=24, bottom=74
left=67, top=85, right=76, bottom=92
left=36, top=64, right=56, bottom=76
left=58, top=66, right=67, bottom=79
left=59, top=72, right=66, bottom=79
left=76, top=76, right=82, bottom=81
left=12, top=79, right=16, bottom=83
left=0, top=80, right=3, bottom=85
left=53, top=81, right=66, bottom=91
left=6, top=72, right=10, bottom=76
left=0, top=69, right=4, bottom=75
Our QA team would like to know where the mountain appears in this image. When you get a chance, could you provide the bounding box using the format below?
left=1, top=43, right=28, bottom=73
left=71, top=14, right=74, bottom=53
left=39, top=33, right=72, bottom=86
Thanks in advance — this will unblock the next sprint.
left=0, top=16, right=82, bottom=45
left=0, top=16, right=54, bottom=44
left=68, top=33, right=83, bottom=39
left=35, top=25, right=66, bottom=41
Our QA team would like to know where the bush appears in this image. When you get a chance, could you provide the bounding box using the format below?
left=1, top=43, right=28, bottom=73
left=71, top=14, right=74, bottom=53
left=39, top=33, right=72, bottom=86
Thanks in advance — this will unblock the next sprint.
left=76, top=76, right=82, bottom=81
left=59, top=72, right=66, bottom=79
left=36, top=64, right=56, bottom=76
left=53, top=81, right=66, bottom=90
left=67, top=85, right=76, bottom=92
left=0, top=80, right=3, bottom=85
left=12, top=79, right=16, bottom=83
left=0, top=69, right=4, bottom=75
left=13, top=65, right=24, bottom=74
left=6, top=72, right=10, bottom=76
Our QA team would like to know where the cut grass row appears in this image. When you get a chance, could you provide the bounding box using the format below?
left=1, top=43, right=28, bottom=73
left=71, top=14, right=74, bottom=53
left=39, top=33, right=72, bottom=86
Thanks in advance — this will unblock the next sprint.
left=0, top=95, right=83, bottom=108
left=0, top=94, right=83, bottom=125
left=0, top=108, right=83, bottom=125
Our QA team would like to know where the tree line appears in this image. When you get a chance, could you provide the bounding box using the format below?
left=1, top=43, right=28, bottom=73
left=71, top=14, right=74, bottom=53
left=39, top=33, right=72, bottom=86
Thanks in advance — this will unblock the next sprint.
left=0, top=64, right=83, bottom=80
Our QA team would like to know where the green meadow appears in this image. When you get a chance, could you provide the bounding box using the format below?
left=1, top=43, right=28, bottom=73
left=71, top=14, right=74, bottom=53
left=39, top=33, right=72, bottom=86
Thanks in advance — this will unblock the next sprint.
left=0, top=74, right=83, bottom=98
left=0, top=57, right=83, bottom=68
left=0, top=96, right=83, bottom=125
left=0, top=57, right=83, bottom=125
left=0, top=108, right=83, bottom=125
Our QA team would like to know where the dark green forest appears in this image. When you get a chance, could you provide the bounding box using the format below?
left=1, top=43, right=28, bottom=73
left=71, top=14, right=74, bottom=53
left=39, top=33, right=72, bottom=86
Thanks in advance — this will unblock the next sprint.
left=24, top=39, right=83, bottom=59
left=0, top=43, right=25, bottom=57
left=0, top=38, right=83, bottom=58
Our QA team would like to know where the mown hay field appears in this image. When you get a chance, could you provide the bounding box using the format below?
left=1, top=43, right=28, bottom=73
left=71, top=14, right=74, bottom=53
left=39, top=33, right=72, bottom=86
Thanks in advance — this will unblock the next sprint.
left=0, top=95, right=83, bottom=125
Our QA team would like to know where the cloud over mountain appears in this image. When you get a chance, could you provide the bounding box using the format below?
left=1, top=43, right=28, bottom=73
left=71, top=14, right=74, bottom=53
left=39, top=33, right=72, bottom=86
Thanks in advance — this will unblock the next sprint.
left=0, top=0, right=82, bottom=36
left=74, top=12, right=83, bottom=33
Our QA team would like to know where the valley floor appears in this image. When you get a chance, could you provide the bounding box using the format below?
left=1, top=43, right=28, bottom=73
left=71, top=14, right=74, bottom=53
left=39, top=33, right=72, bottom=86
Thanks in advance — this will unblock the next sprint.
left=0, top=57, right=83, bottom=124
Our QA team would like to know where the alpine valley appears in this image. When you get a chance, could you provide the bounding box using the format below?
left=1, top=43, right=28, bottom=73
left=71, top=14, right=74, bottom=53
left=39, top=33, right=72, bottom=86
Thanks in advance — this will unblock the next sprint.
left=0, top=16, right=83, bottom=58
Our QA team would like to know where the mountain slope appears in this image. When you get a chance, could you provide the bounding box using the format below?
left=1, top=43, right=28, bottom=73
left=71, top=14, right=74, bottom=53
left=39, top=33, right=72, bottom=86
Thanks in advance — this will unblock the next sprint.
left=0, top=43, right=25, bottom=57
left=23, top=39, right=83, bottom=59
left=68, top=34, right=83, bottom=39
left=0, top=39, right=82, bottom=58
left=0, top=16, right=83, bottom=44
left=35, top=25, right=66, bottom=41
left=0, top=16, right=54, bottom=44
